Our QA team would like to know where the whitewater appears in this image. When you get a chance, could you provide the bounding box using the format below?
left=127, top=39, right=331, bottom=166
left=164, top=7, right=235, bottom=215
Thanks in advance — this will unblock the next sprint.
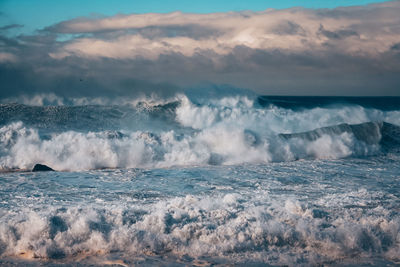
left=0, top=92, right=400, bottom=266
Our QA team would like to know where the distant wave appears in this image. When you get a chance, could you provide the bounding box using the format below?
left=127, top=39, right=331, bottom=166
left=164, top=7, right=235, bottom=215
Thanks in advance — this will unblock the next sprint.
left=257, top=96, right=400, bottom=111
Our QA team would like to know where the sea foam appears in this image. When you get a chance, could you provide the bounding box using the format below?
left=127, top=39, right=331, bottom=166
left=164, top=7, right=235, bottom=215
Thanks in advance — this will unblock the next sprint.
left=1, top=190, right=399, bottom=265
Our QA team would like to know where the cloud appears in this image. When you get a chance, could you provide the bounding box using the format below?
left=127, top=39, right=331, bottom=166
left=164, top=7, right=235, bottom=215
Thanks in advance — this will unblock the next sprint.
left=391, top=43, right=400, bottom=51
left=0, top=52, right=17, bottom=62
left=271, top=20, right=306, bottom=36
left=317, top=24, right=358, bottom=40
left=1, top=1, right=400, bottom=99
left=0, top=24, right=23, bottom=31
left=46, top=2, right=400, bottom=60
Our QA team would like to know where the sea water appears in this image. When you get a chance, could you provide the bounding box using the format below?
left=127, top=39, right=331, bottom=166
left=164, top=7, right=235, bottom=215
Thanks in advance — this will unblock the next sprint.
left=0, top=92, right=399, bottom=266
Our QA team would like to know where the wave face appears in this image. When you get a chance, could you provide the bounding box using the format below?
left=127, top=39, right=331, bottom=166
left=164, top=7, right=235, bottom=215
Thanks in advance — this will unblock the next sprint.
left=1, top=94, right=400, bottom=171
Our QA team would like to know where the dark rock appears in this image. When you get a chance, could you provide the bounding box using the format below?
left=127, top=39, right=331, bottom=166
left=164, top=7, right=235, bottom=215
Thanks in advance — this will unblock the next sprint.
left=208, top=153, right=224, bottom=165
left=49, top=216, right=68, bottom=239
left=32, top=164, right=54, bottom=172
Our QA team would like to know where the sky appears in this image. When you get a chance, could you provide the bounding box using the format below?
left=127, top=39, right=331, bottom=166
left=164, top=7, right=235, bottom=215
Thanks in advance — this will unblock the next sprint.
left=0, top=0, right=399, bottom=101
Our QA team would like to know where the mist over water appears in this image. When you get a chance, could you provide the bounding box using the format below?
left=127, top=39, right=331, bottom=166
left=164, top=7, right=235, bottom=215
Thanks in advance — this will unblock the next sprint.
left=0, top=91, right=400, bottom=266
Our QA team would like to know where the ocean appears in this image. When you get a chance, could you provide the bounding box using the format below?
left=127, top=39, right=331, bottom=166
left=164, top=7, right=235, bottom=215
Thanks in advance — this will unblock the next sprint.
left=0, top=93, right=400, bottom=266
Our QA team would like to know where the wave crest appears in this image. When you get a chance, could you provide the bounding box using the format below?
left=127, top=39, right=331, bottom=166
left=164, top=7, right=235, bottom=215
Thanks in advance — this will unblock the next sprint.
left=0, top=120, right=398, bottom=171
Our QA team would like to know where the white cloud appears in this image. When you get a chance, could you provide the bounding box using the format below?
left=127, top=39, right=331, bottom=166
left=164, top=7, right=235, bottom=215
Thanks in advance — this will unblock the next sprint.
left=48, top=2, right=400, bottom=60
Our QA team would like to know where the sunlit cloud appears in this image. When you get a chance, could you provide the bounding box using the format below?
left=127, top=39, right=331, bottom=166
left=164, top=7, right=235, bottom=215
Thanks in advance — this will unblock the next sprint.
left=47, top=2, right=400, bottom=60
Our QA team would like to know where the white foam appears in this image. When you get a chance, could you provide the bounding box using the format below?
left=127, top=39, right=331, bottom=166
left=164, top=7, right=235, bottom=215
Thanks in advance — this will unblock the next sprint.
left=0, top=191, right=399, bottom=265
left=0, top=120, right=386, bottom=171
left=0, top=123, right=152, bottom=171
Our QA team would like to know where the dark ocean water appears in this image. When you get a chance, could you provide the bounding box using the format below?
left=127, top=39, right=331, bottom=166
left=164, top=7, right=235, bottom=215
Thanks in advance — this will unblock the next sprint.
left=0, top=94, right=400, bottom=266
left=257, top=96, right=400, bottom=111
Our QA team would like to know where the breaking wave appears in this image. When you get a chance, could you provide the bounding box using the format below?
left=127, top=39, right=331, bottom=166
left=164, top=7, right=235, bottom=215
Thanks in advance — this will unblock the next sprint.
left=0, top=93, right=399, bottom=171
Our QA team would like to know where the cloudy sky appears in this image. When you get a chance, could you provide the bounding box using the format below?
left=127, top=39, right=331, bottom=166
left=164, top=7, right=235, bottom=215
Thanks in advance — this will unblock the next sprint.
left=0, top=0, right=399, bottom=101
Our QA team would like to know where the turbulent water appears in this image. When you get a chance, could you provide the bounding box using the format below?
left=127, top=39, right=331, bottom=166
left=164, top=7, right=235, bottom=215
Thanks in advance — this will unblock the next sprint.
left=0, top=92, right=400, bottom=266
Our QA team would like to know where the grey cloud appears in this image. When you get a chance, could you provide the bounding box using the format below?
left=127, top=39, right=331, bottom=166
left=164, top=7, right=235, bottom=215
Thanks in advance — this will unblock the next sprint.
left=391, top=43, right=400, bottom=51
left=88, top=24, right=221, bottom=41
left=0, top=59, right=182, bottom=100
left=0, top=35, right=21, bottom=47
left=134, top=25, right=220, bottom=40
left=1, top=44, right=399, bottom=98
left=47, top=21, right=220, bottom=40
left=0, top=24, right=23, bottom=31
left=318, top=25, right=359, bottom=40
left=271, top=21, right=306, bottom=36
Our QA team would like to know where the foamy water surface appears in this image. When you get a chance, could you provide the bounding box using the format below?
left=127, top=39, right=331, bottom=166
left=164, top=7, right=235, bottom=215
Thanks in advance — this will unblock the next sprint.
left=0, top=93, right=399, bottom=266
